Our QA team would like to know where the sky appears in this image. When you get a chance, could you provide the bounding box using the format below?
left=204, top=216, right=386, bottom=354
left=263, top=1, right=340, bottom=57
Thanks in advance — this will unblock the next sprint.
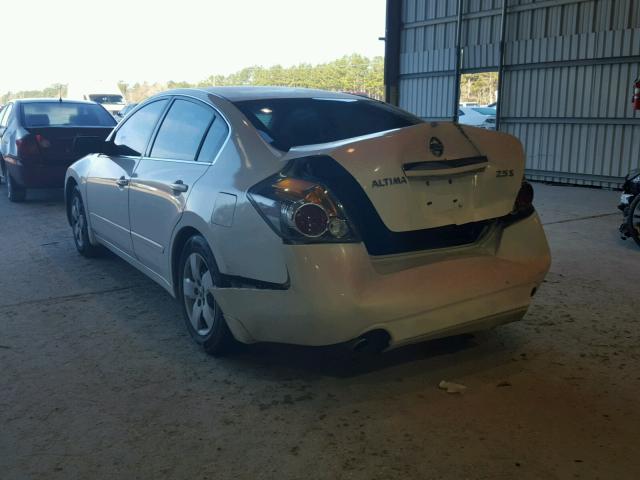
left=2, top=0, right=386, bottom=92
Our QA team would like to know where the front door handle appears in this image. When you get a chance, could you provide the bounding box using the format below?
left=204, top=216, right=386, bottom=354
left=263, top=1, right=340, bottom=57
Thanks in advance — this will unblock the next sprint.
left=170, top=180, right=189, bottom=193
left=115, top=176, right=129, bottom=188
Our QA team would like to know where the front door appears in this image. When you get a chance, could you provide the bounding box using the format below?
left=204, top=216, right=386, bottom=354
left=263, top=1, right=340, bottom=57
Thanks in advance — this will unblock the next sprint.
left=129, top=98, right=218, bottom=279
left=85, top=99, right=168, bottom=255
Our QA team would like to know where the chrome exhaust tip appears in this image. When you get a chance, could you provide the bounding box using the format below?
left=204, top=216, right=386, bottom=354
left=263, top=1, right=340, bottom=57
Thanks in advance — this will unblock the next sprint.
left=349, top=330, right=390, bottom=353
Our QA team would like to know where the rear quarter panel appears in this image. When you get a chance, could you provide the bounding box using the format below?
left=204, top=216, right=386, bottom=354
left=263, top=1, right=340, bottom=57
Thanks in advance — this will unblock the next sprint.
left=172, top=107, right=290, bottom=287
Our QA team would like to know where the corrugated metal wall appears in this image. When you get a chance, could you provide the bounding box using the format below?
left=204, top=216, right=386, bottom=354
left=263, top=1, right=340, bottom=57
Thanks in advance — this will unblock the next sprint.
left=397, top=0, right=640, bottom=187
left=400, top=0, right=460, bottom=119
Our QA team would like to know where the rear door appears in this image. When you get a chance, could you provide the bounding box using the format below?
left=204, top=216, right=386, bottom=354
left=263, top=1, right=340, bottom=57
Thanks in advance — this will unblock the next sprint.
left=129, top=97, right=227, bottom=279
left=85, top=99, right=168, bottom=255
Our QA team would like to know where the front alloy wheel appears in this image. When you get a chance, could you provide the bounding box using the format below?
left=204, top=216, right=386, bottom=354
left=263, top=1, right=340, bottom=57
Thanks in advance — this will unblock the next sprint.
left=178, top=235, right=234, bottom=355
left=71, top=195, right=86, bottom=250
left=69, top=187, right=102, bottom=257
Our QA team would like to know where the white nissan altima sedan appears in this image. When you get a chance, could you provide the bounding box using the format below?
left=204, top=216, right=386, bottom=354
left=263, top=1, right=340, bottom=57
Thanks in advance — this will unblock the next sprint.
left=65, top=87, right=550, bottom=355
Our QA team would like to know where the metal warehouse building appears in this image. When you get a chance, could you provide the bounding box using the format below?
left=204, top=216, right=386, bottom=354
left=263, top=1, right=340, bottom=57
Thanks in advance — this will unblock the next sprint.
left=384, top=0, right=640, bottom=187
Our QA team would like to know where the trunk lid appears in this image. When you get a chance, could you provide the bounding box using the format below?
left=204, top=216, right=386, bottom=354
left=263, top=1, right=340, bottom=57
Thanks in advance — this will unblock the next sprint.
left=288, top=123, right=525, bottom=232
left=25, top=126, right=113, bottom=165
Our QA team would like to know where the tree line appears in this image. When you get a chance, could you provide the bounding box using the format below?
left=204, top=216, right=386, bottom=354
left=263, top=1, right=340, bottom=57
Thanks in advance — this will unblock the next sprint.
left=1, top=54, right=385, bottom=105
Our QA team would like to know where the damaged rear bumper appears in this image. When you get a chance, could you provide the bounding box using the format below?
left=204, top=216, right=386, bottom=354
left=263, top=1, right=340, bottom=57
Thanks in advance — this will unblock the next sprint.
left=215, top=213, right=551, bottom=347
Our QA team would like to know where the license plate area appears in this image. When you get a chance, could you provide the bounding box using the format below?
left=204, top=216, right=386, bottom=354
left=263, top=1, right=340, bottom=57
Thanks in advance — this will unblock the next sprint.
left=420, top=175, right=474, bottom=215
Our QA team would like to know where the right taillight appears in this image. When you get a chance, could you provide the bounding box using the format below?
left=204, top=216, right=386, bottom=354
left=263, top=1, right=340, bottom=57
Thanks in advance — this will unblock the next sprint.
left=248, top=172, right=359, bottom=244
left=513, top=181, right=534, bottom=215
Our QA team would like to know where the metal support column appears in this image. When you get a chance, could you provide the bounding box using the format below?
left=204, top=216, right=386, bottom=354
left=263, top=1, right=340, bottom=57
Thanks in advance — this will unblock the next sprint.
left=495, top=0, right=508, bottom=130
left=384, top=0, right=402, bottom=105
left=453, top=0, right=464, bottom=122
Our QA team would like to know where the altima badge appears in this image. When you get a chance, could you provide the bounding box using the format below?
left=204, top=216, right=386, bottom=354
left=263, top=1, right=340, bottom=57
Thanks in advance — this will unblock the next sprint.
left=372, top=177, right=408, bottom=188
left=429, top=137, right=444, bottom=157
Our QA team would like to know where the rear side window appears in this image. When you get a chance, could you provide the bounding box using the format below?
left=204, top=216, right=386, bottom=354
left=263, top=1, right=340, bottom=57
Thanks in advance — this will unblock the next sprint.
left=22, top=102, right=116, bottom=127
left=197, top=117, right=229, bottom=163
left=113, top=99, right=168, bottom=156
left=233, top=97, right=422, bottom=150
left=150, top=99, right=214, bottom=161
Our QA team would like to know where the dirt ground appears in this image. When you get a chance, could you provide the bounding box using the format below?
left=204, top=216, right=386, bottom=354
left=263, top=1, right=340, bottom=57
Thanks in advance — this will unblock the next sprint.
left=0, top=182, right=638, bottom=480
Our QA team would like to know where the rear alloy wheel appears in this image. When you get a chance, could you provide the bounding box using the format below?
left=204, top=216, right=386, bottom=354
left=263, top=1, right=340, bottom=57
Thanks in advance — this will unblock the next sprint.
left=6, top=174, right=26, bottom=202
left=179, top=235, right=234, bottom=356
left=626, top=195, right=640, bottom=248
left=70, top=187, right=103, bottom=257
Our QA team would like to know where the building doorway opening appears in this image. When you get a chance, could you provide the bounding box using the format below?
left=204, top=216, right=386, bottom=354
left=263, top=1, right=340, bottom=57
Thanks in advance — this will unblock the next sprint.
left=458, top=71, right=499, bottom=130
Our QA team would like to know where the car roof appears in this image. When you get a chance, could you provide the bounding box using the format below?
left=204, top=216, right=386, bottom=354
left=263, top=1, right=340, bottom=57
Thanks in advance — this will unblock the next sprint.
left=194, top=86, right=362, bottom=102
left=13, top=98, right=99, bottom=105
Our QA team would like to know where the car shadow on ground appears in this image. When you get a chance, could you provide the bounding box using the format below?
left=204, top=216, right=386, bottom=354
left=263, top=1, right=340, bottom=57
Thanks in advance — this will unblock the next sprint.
left=617, top=236, right=640, bottom=252
left=22, top=188, right=64, bottom=204
left=220, top=331, right=507, bottom=379
left=0, top=185, right=64, bottom=204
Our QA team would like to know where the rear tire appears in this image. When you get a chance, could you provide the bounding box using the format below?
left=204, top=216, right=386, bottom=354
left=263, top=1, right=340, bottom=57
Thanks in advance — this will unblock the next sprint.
left=178, top=235, right=235, bottom=356
left=69, top=187, right=103, bottom=257
left=626, top=195, right=640, bottom=248
left=7, top=174, right=26, bottom=202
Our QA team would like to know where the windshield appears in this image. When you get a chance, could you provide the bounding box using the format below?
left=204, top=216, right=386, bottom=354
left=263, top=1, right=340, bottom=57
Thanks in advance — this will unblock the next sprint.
left=233, top=97, right=423, bottom=150
left=471, top=107, right=496, bottom=116
left=22, top=102, right=117, bottom=127
left=89, top=94, right=125, bottom=105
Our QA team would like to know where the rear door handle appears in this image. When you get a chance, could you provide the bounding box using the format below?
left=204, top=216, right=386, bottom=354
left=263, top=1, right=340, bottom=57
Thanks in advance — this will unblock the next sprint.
left=170, top=180, right=189, bottom=193
left=115, top=176, right=129, bottom=187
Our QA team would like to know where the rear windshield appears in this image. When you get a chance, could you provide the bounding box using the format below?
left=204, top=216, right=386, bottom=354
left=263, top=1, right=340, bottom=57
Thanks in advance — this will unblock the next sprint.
left=471, top=107, right=496, bottom=116
left=89, top=94, right=125, bottom=105
left=22, top=102, right=117, bottom=127
left=233, top=97, right=423, bottom=150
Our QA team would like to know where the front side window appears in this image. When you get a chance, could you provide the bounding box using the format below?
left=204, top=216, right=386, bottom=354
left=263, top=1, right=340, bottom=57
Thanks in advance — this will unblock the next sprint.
left=22, top=102, right=116, bottom=127
left=233, top=97, right=423, bottom=151
left=113, top=100, right=168, bottom=157
left=150, top=99, right=214, bottom=161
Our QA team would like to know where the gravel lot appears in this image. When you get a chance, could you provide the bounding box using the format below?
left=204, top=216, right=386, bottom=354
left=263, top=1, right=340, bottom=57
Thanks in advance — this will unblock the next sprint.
left=1, top=182, right=638, bottom=480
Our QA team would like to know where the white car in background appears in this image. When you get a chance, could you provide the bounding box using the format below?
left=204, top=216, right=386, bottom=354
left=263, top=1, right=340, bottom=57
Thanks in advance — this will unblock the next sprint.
left=459, top=106, right=496, bottom=129
left=67, top=82, right=127, bottom=117
left=65, top=87, right=550, bottom=355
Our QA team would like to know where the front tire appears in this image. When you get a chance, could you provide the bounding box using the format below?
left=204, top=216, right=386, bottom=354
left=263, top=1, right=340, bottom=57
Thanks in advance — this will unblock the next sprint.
left=7, top=174, right=26, bottom=202
left=178, top=235, right=234, bottom=356
left=626, top=195, right=640, bottom=248
left=69, top=187, right=103, bottom=257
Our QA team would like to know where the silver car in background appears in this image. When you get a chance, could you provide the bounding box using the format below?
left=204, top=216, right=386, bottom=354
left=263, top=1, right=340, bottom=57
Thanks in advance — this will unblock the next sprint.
left=65, top=87, right=549, bottom=355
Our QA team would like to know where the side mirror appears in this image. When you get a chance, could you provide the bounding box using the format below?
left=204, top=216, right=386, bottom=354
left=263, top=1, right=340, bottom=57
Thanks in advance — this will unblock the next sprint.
left=98, top=140, right=115, bottom=156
